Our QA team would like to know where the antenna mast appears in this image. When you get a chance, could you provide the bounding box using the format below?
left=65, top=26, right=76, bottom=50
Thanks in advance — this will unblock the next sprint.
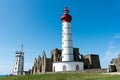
left=21, top=44, right=23, bottom=52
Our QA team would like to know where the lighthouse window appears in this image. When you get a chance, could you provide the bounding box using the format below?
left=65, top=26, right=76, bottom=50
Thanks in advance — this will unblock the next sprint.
left=22, top=67, right=23, bottom=70
left=15, top=67, right=17, bottom=70
left=16, top=58, right=18, bottom=61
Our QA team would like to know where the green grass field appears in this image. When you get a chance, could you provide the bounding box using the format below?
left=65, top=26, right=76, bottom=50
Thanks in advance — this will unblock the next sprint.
left=0, top=72, right=120, bottom=80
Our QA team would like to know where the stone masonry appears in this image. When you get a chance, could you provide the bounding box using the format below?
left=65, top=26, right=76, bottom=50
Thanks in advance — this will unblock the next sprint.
left=83, top=54, right=101, bottom=69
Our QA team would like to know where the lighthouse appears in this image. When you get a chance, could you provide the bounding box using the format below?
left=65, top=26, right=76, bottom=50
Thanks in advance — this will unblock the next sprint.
left=61, top=7, right=73, bottom=61
left=12, top=45, right=24, bottom=75
left=53, top=7, right=84, bottom=72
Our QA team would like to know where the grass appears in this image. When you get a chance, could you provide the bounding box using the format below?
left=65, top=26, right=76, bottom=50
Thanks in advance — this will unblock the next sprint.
left=0, top=72, right=120, bottom=80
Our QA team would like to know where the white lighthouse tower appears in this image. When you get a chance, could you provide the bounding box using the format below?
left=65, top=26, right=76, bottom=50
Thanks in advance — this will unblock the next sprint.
left=61, top=7, right=73, bottom=61
left=53, top=7, right=83, bottom=72
left=12, top=45, right=24, bottom=75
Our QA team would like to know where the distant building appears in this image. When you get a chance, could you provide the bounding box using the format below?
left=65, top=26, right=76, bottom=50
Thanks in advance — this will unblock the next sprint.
left=109, top=54, right=120, bottom=72
left=12, top=45, right=24, bottom=75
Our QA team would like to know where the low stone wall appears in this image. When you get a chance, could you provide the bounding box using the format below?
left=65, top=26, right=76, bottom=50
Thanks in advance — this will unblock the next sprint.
left=82, top=69, right=107, bottom=73
left=50, top=69, right=107, bottom=73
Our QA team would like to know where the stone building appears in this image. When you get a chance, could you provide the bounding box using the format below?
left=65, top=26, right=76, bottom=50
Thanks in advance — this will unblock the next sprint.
left=30, top=48, right=101, bottom=74
left=109, top=54, right=120, bottom=72
left=83, top=54, right=101, bottom=69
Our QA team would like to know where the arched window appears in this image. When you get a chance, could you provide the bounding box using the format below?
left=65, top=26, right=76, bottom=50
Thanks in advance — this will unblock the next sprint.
left=76, top=65, right=79, bottom=70
left=63, top=65, right=66, bottom=71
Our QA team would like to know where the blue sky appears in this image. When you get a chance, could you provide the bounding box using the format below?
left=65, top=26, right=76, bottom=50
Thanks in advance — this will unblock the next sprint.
left=0, top=0, right=120, bottom=74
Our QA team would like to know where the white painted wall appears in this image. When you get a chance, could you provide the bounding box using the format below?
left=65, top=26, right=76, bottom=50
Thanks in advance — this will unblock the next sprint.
left=12, top=52, right=24, bottom=75
left=53, top=62, right=84, bottom=72
left=62, top=22, right=74, bottom=61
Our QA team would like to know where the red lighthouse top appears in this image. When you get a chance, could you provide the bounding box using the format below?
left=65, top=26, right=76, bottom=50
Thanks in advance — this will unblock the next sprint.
left=61, top=7, right=72, bottom=22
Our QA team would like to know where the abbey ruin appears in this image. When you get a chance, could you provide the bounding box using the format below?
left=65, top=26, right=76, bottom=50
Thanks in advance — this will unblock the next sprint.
left=30, top=48, right=101, bottom=74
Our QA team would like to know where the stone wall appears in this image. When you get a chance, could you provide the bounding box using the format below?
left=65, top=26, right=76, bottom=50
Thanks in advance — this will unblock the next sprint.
left=46, top=59, right=52, bottom=72
left=51, top=48, right=62, bottom=62
left=83, top=69, right=107, bottom=73
left=73, top=48, right=82, bottom=61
